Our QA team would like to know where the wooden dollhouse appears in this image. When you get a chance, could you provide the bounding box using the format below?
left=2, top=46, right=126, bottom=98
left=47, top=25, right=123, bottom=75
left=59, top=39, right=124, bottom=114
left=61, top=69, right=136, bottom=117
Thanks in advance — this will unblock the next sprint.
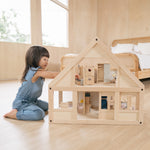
left=48, top=37, right=144, bottom=125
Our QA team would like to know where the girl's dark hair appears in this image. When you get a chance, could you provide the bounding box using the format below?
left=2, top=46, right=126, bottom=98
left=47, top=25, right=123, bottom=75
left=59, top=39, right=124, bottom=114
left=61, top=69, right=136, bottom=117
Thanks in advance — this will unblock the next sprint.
left=21, top=46, right=49, bottom=82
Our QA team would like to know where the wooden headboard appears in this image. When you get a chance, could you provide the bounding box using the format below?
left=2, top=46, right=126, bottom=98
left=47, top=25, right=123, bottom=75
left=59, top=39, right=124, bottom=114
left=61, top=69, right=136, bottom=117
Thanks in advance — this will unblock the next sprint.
left=112, top=36, right=150, bottom=47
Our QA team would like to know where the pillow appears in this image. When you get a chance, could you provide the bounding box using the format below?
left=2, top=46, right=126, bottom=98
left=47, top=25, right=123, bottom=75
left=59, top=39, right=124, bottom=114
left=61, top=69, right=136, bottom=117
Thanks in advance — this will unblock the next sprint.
left=111, top=46, right=117, bottom=53
left=133, top=44, right=142, bottom=54
left=111, top=44, right=134, bottom=54
left=137, top=43, right=150, bottom=54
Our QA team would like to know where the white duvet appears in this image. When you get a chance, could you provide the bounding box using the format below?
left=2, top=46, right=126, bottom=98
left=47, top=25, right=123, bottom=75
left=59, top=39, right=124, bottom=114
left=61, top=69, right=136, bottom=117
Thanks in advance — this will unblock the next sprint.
left=111, top=46, right=150, bottom=70
left=136, top=54, right=150, bottom=70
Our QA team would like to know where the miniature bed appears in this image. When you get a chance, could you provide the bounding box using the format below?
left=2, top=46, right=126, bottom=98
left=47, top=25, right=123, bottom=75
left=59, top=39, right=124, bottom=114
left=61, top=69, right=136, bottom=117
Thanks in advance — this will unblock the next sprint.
left=111, top=37, right=150, bottom=79
left=48, top=37, right=144, bottom=125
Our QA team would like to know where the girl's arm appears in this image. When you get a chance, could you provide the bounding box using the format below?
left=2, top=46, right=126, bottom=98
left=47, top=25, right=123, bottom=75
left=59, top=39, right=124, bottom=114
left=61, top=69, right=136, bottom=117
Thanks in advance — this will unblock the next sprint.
left=32, top=70, right=59, bottom=83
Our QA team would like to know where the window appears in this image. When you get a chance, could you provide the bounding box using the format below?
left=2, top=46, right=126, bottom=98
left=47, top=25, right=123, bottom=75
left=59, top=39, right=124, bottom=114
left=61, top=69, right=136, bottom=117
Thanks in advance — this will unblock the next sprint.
left=0, top=0, right=30, bottom=43
left=41, top=0, right=68, bottom=47
left=57, top=0, right=68, bottom=6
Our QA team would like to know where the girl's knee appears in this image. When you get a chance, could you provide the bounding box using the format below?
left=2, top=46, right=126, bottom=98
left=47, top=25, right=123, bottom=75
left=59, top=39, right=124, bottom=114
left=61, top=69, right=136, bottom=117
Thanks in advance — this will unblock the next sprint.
left=32, top=109, right=45, bottom=120
left=36, top=100, right=48, bottom=111
left=17, top=106, right=46, bottom=121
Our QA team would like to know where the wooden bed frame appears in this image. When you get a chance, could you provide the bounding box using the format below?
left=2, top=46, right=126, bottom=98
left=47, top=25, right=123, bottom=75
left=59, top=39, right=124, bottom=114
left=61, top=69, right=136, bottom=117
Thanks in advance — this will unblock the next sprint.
left=112, top=37, right=150, bottom=79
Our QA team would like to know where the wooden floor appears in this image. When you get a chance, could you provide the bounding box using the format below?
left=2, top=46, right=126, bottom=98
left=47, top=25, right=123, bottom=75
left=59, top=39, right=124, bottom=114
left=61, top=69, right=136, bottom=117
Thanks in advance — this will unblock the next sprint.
left=1, top=79, right=150, bottom=150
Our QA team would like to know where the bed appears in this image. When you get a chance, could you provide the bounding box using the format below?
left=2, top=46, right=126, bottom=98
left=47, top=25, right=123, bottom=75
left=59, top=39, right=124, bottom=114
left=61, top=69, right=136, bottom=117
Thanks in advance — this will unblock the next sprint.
left=111, top=37, right=150, bottom=79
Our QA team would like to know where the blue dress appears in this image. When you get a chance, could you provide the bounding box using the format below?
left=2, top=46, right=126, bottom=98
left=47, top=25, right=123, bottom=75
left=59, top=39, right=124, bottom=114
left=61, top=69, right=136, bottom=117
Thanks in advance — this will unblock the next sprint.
left=13, top=67, right=48, bottom=120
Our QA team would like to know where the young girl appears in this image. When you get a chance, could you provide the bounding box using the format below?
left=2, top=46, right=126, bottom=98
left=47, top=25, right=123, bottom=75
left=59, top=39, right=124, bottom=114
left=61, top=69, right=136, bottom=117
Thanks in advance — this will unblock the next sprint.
left=4, top=46, right=59, bottom=121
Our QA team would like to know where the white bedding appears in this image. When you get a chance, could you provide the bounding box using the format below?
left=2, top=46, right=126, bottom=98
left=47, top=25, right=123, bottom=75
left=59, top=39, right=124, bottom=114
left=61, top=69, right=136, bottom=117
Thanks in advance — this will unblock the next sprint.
left=111, top=45, right=150, bottom=70
left=136, top=54, right=150, bottom=70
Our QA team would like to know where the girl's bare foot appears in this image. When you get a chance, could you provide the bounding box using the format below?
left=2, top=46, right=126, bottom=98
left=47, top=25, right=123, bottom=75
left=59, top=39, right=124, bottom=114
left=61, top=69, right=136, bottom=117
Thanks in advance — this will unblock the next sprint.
left=4, top=109, right=17, bottom=119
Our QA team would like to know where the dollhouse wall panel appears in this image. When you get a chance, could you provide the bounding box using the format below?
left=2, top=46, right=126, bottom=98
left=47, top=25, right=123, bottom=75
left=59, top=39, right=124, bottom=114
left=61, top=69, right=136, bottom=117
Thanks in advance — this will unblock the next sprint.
left=53, top=112, right=72, bottom=121
left=118, top=112, right=138, bottom=121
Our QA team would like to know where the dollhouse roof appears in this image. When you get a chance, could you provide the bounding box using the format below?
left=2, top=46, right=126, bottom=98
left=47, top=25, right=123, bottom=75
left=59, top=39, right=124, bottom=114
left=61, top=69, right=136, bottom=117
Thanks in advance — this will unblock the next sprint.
left=49, top=37, right=144, bottom=89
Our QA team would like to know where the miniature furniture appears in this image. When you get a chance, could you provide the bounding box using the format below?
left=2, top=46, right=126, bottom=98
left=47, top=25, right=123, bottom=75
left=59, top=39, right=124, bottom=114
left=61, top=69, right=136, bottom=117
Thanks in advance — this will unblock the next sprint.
left=48, top=37, right=144, bottom=125
left=112, top=36, right=150, bottom=79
